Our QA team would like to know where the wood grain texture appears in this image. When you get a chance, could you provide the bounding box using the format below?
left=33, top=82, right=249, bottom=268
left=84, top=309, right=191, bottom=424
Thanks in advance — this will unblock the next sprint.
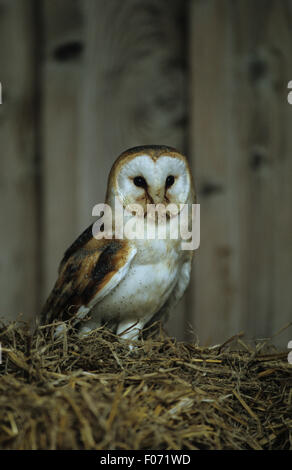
left=189, top=0, right=292, bottom=347
left=0, top=0, right=38, bottom=322
left=41, top=0, right=84, bottom=303
left=77, top=0, right=188, bottom=339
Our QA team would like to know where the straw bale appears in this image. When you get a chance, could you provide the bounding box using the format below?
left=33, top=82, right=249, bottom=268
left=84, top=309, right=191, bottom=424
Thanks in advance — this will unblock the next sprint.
left=0, top=320, right=291, bottom=450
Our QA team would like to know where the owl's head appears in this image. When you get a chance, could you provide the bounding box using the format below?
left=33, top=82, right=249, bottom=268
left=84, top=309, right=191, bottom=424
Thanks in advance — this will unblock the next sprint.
left=106, top=145, right=195, bottom=215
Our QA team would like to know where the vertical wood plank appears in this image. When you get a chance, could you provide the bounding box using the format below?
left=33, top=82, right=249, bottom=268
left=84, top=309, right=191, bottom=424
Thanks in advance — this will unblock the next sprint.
left=41, top=0, right=84, bottom=304
left=269, top=0, right=292, bottom=346
left=189, top=0, right=237, bottom=345
left=189, top=0, right=292, bottom=347
left=78, top=0, right=188, bottom=339
left=0, top=0, right=38, bottom=322
left=232, top=0, right=292, bottom=348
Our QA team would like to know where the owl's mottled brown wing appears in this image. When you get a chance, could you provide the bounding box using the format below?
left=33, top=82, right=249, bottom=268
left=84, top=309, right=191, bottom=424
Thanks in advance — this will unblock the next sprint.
left=40, top=231, right=136, bottom=325
left=58, top=223, right=95, bottom=273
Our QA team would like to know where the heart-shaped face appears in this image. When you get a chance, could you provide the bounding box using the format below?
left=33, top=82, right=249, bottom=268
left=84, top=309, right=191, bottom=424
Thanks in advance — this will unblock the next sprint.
left=106, top=146, right=195, bottom=218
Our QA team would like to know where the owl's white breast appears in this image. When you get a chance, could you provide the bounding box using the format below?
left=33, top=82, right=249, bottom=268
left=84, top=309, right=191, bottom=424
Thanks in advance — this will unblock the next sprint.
left=90, top=237, right=184, bottom=323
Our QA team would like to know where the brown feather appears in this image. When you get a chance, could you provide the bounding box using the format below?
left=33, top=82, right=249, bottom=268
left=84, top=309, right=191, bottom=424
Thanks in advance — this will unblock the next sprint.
left=40, top=235, right=133, bottom=325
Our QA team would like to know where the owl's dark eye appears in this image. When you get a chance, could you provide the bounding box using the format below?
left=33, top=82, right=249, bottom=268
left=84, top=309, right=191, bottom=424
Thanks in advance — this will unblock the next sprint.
left=165, top=175, right=175, bottom=188
left=133, top=176, right=147, bottom=188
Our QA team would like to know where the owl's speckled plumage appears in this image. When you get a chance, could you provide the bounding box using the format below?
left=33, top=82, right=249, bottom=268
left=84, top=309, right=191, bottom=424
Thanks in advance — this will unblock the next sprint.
left=40, top=145, right=196, bottom=342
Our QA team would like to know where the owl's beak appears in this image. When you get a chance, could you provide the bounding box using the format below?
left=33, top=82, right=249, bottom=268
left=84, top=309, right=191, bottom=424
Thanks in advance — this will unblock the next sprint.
left=147, top=188, right=165, bottom=205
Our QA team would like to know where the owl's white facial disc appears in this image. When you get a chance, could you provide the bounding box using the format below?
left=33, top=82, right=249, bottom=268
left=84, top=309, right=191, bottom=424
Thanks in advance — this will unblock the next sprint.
left=155, top=156, right=190, bottom=203
left=115, top=154, right=191, bottom=210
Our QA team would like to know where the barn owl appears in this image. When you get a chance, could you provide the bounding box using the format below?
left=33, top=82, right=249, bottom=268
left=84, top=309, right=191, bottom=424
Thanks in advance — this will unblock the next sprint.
left=40, top=145, right=196, bottom=344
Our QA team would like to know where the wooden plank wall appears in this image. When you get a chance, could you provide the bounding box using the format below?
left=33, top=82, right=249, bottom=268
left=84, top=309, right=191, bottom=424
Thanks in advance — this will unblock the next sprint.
left=0, top=0, right=291, bottom=347
left=42, top=0, right=84, bottom=304
left=0, top=0, right=39, bottom=323
left=190, top=0, right=292, bottom=347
